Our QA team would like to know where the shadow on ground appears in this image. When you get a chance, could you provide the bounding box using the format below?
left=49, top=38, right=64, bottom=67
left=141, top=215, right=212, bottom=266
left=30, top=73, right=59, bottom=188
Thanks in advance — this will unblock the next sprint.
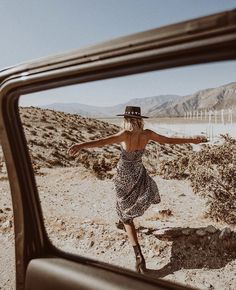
left=136, top=225, right=236, bottom=278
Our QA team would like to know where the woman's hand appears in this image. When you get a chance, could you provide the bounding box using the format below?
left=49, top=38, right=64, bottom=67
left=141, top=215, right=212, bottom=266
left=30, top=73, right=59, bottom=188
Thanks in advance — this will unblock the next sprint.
left=192, top=136, right=208, bottom=144
left=67, top=143, right=82, bottom=157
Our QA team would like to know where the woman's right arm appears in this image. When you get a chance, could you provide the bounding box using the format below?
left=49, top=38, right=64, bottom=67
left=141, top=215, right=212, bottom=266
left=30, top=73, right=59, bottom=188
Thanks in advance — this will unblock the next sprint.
left=68, top=130, right=127, bottom=156
left=146, top=129, right=206, bottom=145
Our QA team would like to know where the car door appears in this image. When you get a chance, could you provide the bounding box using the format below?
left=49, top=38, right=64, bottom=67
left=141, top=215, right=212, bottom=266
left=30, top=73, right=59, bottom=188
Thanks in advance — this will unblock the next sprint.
left=0, top=8, right=236, bottom=290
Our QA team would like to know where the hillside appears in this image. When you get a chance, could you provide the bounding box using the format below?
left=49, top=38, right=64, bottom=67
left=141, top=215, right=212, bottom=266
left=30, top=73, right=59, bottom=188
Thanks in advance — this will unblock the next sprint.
left=19, top=107, right=121, bottom=178
left=17, top=107, right=191, bottom=179
left=148, top=82, right=236, bottom=117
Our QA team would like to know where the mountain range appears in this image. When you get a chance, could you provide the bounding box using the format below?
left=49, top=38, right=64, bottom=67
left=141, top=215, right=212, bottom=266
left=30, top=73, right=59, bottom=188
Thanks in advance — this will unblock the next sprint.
left=41, top=82, right=236, bottom=118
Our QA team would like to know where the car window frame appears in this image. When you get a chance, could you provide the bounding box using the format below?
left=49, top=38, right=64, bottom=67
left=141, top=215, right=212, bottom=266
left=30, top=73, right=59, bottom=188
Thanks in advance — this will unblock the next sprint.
left=0, top=8, right=236, bottom=290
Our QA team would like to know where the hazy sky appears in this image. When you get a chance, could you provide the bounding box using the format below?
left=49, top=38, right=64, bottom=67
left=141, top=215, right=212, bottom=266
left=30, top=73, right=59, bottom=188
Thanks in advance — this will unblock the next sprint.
left=1, top=0, right=236, bottom=107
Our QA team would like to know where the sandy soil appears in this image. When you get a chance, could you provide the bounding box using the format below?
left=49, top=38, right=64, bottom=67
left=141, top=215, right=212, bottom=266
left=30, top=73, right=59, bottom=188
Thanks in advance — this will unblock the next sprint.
left=1, top=165, right=235, bottom=290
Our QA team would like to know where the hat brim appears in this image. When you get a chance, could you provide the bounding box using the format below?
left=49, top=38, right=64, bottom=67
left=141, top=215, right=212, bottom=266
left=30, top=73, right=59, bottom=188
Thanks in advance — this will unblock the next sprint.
left=116, top=114, right=149, bottom=119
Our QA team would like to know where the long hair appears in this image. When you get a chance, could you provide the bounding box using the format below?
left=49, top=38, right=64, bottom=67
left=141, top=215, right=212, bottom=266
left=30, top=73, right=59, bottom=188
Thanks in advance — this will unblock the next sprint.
left=123, top=117, right=144, bottom=131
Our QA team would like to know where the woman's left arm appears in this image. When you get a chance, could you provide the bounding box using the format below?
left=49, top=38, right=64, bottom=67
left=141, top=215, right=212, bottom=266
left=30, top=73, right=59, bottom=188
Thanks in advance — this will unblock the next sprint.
left=146, top=129, right=207, bottom=145
left=68, top=130, right=126, bottom=156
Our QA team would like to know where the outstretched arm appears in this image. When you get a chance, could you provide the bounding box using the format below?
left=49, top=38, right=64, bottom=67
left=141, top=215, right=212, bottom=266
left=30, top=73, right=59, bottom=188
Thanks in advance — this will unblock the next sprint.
left=68, top=130, right=127, bottom=156
left=146, top=129, right=206, bottom=145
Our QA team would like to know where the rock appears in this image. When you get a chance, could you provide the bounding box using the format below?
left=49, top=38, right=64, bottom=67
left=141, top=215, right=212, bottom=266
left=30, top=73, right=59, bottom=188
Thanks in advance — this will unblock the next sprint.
left=1, top=220, right=12, bottom=229
left=89, top=240, right=94, bottom=248
left=204, top=282, right=214, bottom=289
left=140, top=228, right=150, bottom=234
left=56, top=219, right=64, bottom=226
left=119, top=240, right=126, bottom=247
left=4, top=207, right=11, bottom=211
left=182, top=228, right=191, bottom=235
left=219, top=227, right=231, bottom=240
left=205, top=225, right=217, bottom=234
left=153, top=228, right=181, bottom=240
left=102, top=241, right=111, bottom=249
left=153, top=229, right=167, bottom=236
left=152, top=229, right=166, bottom=237
left=159, top=209, right=173, bottom=217
left=196, top=229, right=206, bottom=236
left=152, top=230, right=159, bottom=235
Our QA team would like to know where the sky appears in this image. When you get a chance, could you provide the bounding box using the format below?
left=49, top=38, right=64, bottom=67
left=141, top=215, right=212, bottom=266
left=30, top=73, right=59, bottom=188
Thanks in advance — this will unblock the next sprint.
left=1, top=0, right=236, bottom=107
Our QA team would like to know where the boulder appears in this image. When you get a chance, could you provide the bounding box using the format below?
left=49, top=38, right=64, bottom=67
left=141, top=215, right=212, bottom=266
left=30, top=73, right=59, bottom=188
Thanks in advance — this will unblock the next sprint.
left=196, top=229, right=206, bottom=236
left=219, top=227, right=231, bottom=240
left=205, top=225, right=217, bottom=234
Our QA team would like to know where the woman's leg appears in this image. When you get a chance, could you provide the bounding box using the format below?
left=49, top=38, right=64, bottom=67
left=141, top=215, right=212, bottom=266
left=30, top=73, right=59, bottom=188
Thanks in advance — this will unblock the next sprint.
left=123, top=221, right=139, bottom=246
left=123, top=220, right=146, bottom=273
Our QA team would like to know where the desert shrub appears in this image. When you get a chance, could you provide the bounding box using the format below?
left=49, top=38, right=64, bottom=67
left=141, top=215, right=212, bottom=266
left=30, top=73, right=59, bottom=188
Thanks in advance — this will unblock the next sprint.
left=58, top=141, right=68, bottom=149
left=89, top=135, right=100, bottom=141
left=61, top=131, right=69, bottom=138
left=28, top=139, right=38, bottom=146
left=158, top=156, right=190, bottom=179
left=45, top=125, right=56, bottom=131
left=30, top=130, right=37, bottom=136
left=37, top=140, right=47, bottom=148
left=87, top=127, right=95, bottom=134
left=158, top=134, right=236, bottom=225
left=24, top=123, right=32, bottom=128
left=157, top=143, right=193, bottom=179
left=40, top=116, right=47, bottom=122
left=42, top=132, right=50, bottom=138
left=47, top=159, right=63, bottom=166
left=74, top=149, right=118, bottom=180
left=67, top=136, right=78, bottom=142
left=70, top=125, right=78, bottom=130
left=188, top=135, right=236, bottom=224
left=92, top=158, right=113, bottom=179
left=36, top=153, right=46, bottom=160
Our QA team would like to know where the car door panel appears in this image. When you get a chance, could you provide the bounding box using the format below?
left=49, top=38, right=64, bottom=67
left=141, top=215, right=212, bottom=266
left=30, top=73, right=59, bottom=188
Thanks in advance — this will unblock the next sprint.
left=25, top=258, right=188, bottom=290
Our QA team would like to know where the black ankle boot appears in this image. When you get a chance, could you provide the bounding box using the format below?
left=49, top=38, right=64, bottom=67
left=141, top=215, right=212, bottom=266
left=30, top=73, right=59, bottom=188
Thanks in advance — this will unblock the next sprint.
left=133, top=244, right=146, bottom=274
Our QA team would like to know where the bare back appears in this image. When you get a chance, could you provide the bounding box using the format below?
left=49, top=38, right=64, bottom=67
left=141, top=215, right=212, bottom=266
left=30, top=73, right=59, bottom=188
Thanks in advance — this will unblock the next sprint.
left=120, top=130, right=149, bottom=152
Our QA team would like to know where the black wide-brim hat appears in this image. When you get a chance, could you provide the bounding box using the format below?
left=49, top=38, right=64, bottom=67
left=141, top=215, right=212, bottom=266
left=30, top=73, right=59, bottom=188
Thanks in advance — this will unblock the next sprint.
left=116, top=106, right=149, bottom=118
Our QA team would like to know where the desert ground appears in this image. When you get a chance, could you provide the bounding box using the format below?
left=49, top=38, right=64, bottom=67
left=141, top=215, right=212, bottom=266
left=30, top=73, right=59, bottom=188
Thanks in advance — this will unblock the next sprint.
left=0, top=107, right=235, bottom=290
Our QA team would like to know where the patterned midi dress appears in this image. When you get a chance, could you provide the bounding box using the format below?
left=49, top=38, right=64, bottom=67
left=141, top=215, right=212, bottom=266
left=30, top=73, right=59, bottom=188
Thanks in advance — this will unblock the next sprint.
left=113, top=146, right=161, bottom=224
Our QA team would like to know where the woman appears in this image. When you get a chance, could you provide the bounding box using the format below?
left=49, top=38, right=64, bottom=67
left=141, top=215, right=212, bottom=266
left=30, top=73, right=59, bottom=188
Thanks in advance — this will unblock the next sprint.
left=68, top=106, right=205, bottom=274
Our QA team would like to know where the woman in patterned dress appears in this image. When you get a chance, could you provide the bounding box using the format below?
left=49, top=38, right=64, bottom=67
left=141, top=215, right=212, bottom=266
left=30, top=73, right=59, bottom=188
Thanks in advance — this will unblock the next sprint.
left=68, top=106, right=204, bottom=273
